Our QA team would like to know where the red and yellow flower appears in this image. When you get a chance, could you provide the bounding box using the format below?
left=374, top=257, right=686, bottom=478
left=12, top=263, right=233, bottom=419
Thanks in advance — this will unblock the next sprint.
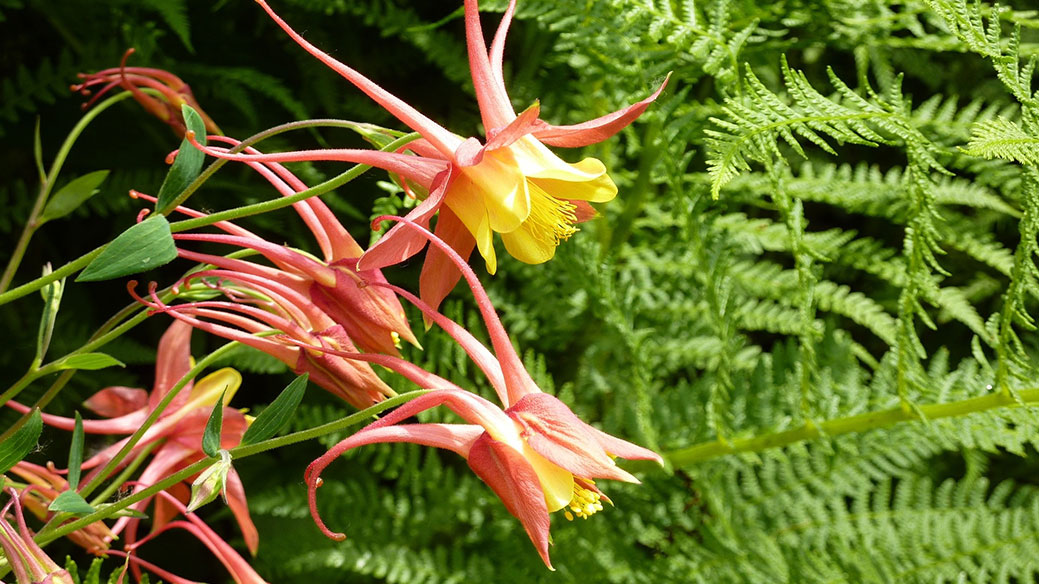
left=186, top=0, right=666, bottom=312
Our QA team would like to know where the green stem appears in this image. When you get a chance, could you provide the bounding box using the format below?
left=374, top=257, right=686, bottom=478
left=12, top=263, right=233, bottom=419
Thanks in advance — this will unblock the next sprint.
left=89, top=442, right=159, bottom=507
left=0, top=91, right=137, bottom=293
left=168, top=131, right=420, bottom=232
left=36, top=390, right=432, bottom=545
left=0, top=289, right=171, bottom=441
left=0, top=370, right=74, bottom=442
left=161, top=119, right=402, bottom=215
left=0, top=247, right=100, bottom=307
left=666, top=386, right=1039, bottom=467
left=0, top=129, right=418, bottom=307
left=76, top=341, right=243, bottom=500
left=0, top=360, right=67, bottom=412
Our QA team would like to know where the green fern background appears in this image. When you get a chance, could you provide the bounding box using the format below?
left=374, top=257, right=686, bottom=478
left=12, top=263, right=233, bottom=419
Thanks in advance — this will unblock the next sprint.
left=3, top=0, right=1039, bottom=582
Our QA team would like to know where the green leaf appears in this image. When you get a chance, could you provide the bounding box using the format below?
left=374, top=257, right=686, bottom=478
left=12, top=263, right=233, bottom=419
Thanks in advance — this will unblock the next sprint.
left=33, top=116, right=45, bottom=184
left=77, top=215, right=177, bottom=282
left=53, top=353, right=125, bottom=371
left=68, top=411, right=84, bottom=489
left=0, top=409, right=42, bottom=474
left=48, top=490, right=96, bottom=515
left=241, top=373, right=308, bottom=445
left=202, top=390, right=226, bottom=457
left=35, top=264, right=64, bottom=364
left=39, top=170, right=110, bottom=223
left=155, top=104, right=207, bottom=212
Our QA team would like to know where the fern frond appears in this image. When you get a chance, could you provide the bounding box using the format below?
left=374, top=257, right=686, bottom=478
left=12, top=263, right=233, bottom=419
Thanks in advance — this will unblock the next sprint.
left=964, top=117, right=1039, bottom=166
left=705, top=56, right=954, bottom=198
left=139, top=0, right=193, bottom=52
left=0, top=48, right=78, bottom=136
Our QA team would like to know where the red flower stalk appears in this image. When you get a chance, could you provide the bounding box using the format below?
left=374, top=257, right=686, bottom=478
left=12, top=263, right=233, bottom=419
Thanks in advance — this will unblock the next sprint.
left=0, top=488, right=74, bottom=584
left=184, top=0, right=666, bottom=314
left=132, top=275, right=398, bottom=410
left=73, top=49, right=221, bottom=138
left=109, top=488, right=269, bottom=584
left=166, top=136, right=418, bottom=357
left=303, top=216, right=661, bottom=569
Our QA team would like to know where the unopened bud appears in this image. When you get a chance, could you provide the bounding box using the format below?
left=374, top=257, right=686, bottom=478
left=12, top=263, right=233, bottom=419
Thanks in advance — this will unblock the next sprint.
left=187, top=450, right=233, bottom=512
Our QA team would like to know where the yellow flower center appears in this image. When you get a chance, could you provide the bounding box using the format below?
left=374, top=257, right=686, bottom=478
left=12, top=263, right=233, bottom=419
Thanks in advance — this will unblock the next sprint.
left=563, top=480, right=604, bottom=521
left=525, top=182, right=578, bottom=247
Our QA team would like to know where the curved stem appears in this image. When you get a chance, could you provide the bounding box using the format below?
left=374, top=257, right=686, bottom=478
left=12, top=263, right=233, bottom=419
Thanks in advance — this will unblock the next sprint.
left=161, top=118, right=405, bottom=214
left=168, top=131, right=420, bottom=232
left=0, top=91, right=138, bottom=293
left=0, top=130, right=418, bottom=307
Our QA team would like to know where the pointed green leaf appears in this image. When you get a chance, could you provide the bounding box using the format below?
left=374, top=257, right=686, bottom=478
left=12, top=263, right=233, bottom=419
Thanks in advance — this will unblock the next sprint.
left=202, top=390, right=226, bottom=457
left=35, top=264, right=64, bottom=364
left=54, top=353, right=125, bottom=371
left=48, top=490, right=96, bottom=514
left=39, top=170, right=110, bottom=223
left=34, top=116, right=45, bottom=184
left=77, top=215, right=177, bottom=282
left=0, top=409, right=42, bottom=474
left=241, top=374, right=308, bottom=445
left=156, top=104, right=207, bottom=212
left=68, top=411, right=84, bottom=489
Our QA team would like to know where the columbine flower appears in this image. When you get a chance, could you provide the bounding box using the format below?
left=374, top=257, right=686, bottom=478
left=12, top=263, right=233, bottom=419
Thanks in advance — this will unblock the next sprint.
left=6, top=321, right=258, bottom=555
left=186, top=0, right=666, bottom=312
left=302, top=216, right=661, bottom=568
left=72, top=48, right=221, bottom=138
left=0, top=488, right=74, bottom=584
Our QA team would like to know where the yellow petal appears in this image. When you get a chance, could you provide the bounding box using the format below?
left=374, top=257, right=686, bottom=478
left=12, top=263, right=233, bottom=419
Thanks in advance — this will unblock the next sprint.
left=510, top=138, right=617, bottom=202
left=458, top=150, right=529, bottom=233
left=446, top=177, right=500, bottom=274
left=185, top=367, right=242, bottom=409
left=521, top=442, right=575, bottom=512
left=501, top=225, right=556, bottom=265
left=529, top=168, right=617, bottom=203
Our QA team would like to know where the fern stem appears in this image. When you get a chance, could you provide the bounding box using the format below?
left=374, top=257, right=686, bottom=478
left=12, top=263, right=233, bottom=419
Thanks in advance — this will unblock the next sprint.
left=768, top=162, right=819, bottom=419
left=994, top=169, right=1039, bottom=393
left=666, top=385, right=1037, bottom=467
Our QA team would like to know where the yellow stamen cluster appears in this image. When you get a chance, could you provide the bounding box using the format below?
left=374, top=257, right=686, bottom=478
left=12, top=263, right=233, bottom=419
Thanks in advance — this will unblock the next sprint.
left=526, top=185, right=578, bottom=246
left=562, top=482, right=604, bottom=521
